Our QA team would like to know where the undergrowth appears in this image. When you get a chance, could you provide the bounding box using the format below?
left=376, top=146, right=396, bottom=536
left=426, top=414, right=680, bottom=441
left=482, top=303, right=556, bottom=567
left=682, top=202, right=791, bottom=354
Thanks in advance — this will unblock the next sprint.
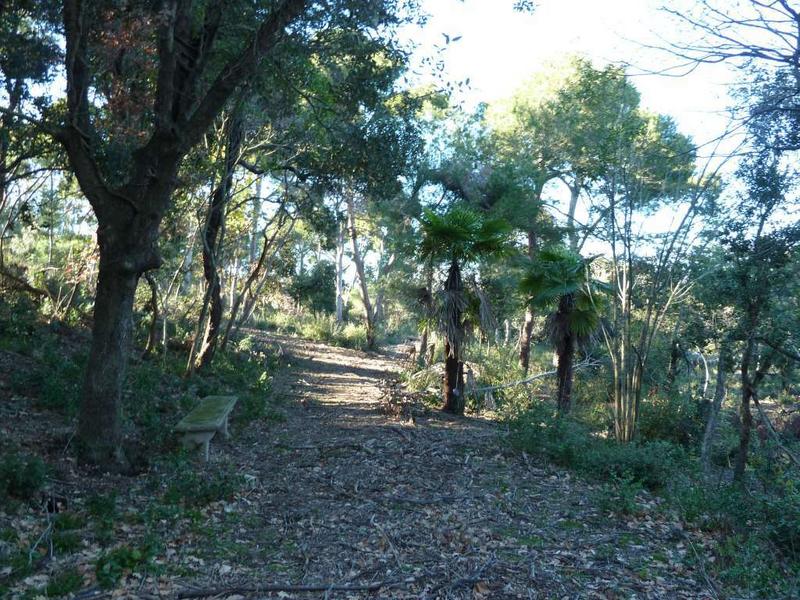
left=259, top=312, right=369, bottom=350
left=508, top=398, right=800, bottom=597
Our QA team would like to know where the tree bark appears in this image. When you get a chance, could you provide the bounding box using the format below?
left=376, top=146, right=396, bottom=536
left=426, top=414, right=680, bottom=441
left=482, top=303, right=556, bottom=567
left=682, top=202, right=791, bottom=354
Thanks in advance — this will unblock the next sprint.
left=142, top=272, right=160, bottom=358
left=418, top=261, right=434, bottom=367
left=733, top=331, right=774, bottom=482
left=518, top=308, right=534, bottom=374
left=442, top=260, right=465, bottom=414
left=519, top=229, right=537, bottom=372
left=443, top=340, right=465, bottom=414
left=566, top=181, right=581, bottom=251
left=346, top=195, right=375, bottom=348
left=77, top=264, right=139, bottom=467
left=555, top=293, right=576, bottom=413
left=60, top=0, right=307, bottom=467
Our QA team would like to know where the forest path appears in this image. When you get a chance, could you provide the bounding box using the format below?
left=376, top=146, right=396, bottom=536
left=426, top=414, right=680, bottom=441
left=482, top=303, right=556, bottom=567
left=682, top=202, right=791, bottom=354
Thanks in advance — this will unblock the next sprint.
left=184, top=333, right=716, bottom=599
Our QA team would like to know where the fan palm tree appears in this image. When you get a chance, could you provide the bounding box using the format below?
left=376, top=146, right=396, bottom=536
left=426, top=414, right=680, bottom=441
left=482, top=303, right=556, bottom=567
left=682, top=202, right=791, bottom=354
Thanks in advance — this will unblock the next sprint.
left=520, top=247, right=605, bottom=413
left=419, top=206, right=512, bottom=414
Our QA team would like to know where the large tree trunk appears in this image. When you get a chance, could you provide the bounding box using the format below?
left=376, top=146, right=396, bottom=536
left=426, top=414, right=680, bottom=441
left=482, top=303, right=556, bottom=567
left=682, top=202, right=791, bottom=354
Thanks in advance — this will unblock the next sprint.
left=61, top=0, right=308, bottom=469
left=78, top=262, right=140, bottom=467
left=701, top=340, right=729, bottom=475
left=555, top=294, right=576, bottom=413
left=346, top=195, right=375, bottom=348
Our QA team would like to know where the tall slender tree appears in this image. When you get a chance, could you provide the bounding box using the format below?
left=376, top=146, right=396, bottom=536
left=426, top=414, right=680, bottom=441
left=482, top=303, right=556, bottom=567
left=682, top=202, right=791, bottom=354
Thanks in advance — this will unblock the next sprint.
left=419, top=206, right=511, bottom=414
left=520, top=247, right=605, bottom=413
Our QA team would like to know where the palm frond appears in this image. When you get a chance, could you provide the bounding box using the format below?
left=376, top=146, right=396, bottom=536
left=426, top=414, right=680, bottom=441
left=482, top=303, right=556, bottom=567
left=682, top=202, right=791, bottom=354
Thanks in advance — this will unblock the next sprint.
left=419, top=206, right=512, bottom=264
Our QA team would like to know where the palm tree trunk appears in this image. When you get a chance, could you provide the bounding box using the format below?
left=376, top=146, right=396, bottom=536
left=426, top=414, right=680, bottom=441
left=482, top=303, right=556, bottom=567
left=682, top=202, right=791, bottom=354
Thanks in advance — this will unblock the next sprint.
left=443, top=339, right=464, bottom=414
left=555, top=295, right=576, bottom=413
left=442, top=259, right=465, bottom=414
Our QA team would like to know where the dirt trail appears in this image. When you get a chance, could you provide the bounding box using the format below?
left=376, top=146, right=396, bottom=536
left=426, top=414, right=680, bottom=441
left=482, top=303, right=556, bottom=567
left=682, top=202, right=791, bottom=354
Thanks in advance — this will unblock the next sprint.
left=174, top=334, right=717, bottom=600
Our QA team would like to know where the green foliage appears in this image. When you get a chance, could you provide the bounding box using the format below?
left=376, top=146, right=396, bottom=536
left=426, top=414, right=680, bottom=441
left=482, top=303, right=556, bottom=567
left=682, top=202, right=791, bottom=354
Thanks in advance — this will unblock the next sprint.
left=520, top=246, right=607, bottom=349
left=44, top=567, right=83, bottom=597
left=163, top=462, right=243, bottom=508
left=0, top=452, right=46, bottom=500
left=419, top=206, right=512, bottom=265
left=510, top=404, right=683, bottom=490
left=674, top=480, right=800, bottom=595
left=637, top=391, right=704, bottom=447
left=594, top=474, right=643, bottom=516
left=288, top=260, right=337, bottom=315
left=0, top=294, right=39, bottom=350
left=95, top=539, right=159, bottom=589
left=262, top=312, right=369, bottom=350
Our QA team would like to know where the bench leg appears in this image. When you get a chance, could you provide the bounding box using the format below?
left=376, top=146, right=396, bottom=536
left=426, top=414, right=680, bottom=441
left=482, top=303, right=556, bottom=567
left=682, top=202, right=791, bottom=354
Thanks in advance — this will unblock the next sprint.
left=219, top=417, right=230, bottom=440
left=181, top=432, right=214, bottom=462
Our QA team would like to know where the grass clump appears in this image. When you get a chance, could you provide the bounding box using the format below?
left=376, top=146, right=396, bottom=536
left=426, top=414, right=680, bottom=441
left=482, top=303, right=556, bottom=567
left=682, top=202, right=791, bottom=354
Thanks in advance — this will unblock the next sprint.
left=162, top=460, right=243, bottom=508
left=44, top=566, right=83, bottom=596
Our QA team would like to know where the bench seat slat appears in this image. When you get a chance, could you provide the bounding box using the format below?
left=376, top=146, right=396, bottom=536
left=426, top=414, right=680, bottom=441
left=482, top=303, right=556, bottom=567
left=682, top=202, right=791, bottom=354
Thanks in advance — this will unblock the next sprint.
left=175, top=395, right=238, bottom=433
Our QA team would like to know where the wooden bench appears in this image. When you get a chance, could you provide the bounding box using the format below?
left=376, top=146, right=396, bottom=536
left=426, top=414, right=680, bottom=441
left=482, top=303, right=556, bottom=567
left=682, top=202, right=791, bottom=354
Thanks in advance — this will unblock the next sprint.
left=175, top=395, right=238, bottom=461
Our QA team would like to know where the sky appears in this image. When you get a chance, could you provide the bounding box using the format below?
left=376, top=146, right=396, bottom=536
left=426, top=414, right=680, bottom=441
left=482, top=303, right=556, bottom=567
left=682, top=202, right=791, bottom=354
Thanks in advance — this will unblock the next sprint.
left=405, top=0, right=738, bottom=156
left=398, top=0, right=746, bottom=247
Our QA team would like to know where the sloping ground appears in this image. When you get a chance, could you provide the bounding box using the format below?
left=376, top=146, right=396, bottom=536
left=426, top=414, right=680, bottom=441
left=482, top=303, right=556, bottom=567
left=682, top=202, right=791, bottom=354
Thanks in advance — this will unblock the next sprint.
left=173, top=334, right=718, bottom=600
left=2, top=334, right=720, bottom=599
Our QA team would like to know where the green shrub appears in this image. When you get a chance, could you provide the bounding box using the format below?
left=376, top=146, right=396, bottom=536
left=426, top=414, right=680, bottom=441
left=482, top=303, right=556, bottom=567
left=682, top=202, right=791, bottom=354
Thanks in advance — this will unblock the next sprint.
left=761, top=484, right=800, bottom=558
left=509, top=404, right=682, bottom=490
left=0, top=452, right=46, bottom=500
left=0, top=294, right=39, bottom=350
left=95, top=539, right=158, bottom=588
left=594, top=474, right=643, bottom=516
left=585, top=439, right=685, bottom=490
left=638, top=391, right=704, bottom=446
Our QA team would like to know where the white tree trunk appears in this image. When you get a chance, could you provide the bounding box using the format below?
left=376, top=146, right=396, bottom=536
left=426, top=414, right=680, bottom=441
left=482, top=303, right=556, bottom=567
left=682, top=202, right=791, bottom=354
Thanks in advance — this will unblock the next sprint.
left=336, top=219, right=345, bottom=323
